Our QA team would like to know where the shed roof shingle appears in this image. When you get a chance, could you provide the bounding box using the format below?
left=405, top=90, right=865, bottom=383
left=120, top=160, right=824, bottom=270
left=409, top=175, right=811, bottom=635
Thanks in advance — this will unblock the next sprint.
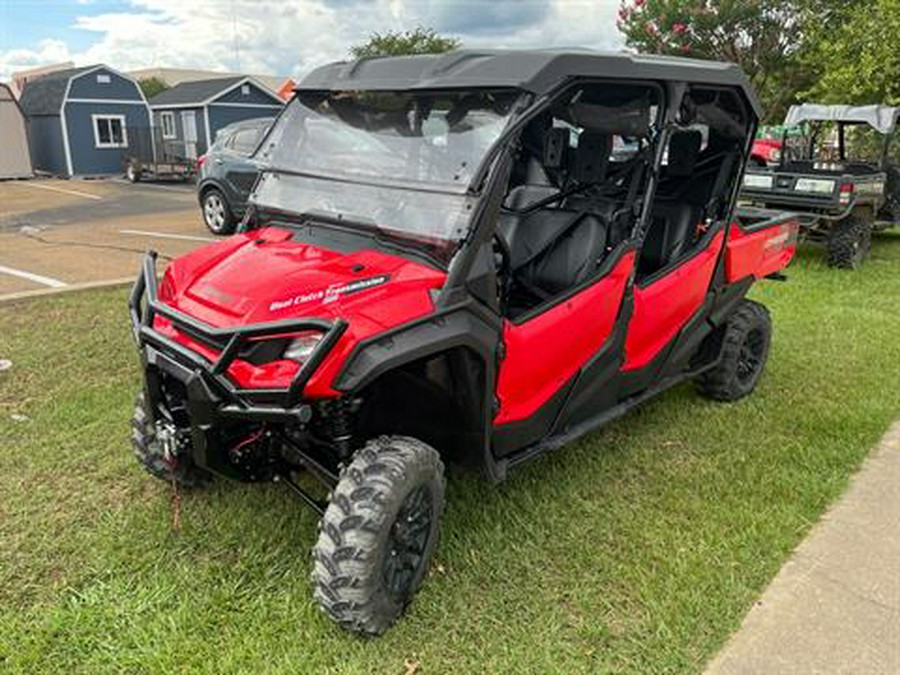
left=148, top=76, right=245, bottom=106
left=18, top=65, right=94, bottom=116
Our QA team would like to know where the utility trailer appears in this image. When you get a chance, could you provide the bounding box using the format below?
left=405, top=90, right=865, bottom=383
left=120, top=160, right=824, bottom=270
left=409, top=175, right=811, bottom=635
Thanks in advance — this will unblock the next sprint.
left=740, top=104, right=900, bottom=268
left=122, top=126, right=196, bottom=183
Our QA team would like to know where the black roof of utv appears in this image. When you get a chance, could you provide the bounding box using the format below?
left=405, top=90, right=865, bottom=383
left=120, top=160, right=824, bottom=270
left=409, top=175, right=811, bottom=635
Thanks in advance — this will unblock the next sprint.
left=295, top=49, right=761, bottom=117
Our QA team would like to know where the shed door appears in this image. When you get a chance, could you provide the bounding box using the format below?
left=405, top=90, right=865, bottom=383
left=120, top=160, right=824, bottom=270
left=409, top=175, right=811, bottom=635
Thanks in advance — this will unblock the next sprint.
left=181, top=111, right=198, bottom=159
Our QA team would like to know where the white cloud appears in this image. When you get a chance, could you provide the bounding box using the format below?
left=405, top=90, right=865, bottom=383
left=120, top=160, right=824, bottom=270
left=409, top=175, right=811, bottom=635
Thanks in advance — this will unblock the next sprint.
left=1, top=0, right=625, bottom=82
left=0, top=39, right=73, bottom=79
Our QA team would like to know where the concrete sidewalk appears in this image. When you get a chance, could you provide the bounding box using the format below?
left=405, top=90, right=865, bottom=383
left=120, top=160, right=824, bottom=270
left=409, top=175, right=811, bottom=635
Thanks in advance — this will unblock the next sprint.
left=706, top=421, right=900, bottom=674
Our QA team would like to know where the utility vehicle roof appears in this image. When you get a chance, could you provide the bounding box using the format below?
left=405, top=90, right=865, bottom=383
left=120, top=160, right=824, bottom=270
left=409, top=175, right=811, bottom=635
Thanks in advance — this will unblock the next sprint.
left=295, top=49, right=761, bottom=117
left=784, top=104, right=900, bottom=134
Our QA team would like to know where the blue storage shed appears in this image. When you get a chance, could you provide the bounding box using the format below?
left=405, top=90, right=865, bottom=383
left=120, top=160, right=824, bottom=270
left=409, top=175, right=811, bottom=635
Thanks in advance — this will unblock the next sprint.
left=18, top=64, right=153, bottom=177
left=149, top=76, right=283, bottom=159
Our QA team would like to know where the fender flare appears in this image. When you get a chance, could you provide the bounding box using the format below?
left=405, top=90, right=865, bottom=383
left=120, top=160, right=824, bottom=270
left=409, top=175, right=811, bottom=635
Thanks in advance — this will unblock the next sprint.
left=196, top=178, right=229, bottom=205
left=334, top=304, right=505, bottom=482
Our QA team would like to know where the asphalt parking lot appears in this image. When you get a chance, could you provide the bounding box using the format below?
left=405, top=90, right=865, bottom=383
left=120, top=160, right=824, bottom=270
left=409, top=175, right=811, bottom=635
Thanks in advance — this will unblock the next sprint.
left=0, top=177, right=217, bottom=299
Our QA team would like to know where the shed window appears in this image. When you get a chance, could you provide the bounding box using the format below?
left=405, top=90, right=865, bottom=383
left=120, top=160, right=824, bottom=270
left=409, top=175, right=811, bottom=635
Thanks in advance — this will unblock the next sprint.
left=241, top=84, right=250, bottom=95
left=97, top=73, right=111, bottom=84
left=92, top=114, right=128, bottom=149
left=160, top=111, right=176, bottom=139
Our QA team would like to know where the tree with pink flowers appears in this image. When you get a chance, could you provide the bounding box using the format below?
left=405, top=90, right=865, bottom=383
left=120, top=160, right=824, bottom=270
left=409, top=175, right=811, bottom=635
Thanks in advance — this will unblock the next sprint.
left=617, top=0, right=859, bottom=121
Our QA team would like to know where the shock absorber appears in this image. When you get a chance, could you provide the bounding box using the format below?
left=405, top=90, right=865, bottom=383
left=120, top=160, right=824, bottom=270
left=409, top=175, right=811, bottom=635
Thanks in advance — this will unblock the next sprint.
left=318, top=397, right=358, bottom=458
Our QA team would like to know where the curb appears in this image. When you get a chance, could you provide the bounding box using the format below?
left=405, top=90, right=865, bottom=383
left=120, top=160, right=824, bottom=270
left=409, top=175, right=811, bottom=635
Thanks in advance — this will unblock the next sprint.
left=0, top=277, right=134, bottom=305
left=705, top=420, right=900, bottom=674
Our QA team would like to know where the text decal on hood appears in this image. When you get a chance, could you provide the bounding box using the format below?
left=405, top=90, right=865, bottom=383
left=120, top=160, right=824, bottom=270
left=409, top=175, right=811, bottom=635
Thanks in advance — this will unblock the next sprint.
left=268, top=275, right=390, bottom=313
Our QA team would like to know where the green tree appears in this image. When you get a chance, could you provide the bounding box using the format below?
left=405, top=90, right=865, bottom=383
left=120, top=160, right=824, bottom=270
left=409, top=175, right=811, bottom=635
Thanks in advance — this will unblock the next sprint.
left=350, top=27, right=460, bottom=59
left=138, top=77, right=169, bottom=100
left=616, top=0, right=854, bottom=122
left=803, top=0, right=900, bottom=104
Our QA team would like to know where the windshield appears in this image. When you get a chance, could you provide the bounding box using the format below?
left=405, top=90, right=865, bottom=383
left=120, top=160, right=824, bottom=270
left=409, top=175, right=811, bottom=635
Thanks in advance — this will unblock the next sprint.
left=252, top=89, right=522, bottom=255
left=781, top=122, right=890, bottom=166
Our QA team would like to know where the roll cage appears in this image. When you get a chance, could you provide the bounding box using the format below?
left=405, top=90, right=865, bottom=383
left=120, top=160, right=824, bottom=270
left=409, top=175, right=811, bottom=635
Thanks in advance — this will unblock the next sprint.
left=438, top=77, right=757, bottom=311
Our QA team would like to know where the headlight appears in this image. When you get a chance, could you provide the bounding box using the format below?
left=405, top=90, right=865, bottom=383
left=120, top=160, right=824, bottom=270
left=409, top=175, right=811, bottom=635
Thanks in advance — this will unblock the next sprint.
left=795, top=178, right=835, bottom=194
left=283, top=331, right=323, bottom=363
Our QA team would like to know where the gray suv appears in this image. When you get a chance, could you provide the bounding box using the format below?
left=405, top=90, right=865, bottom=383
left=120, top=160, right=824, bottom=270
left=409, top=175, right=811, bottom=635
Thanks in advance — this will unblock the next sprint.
left=196, top=117, right=273, bottom=234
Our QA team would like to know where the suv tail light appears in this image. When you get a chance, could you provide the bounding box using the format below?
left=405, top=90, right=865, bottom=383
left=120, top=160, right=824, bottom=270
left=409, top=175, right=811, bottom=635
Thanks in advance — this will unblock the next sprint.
left=839, top=182, right=854, bottom=206
left=195, top=155, right=207, bottom=171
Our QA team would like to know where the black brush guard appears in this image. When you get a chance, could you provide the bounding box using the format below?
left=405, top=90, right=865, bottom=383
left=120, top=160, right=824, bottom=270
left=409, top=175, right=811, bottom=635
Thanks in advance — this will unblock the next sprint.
left=129, top=251, right=348, bottom=496
left=130, top=251, right=347, bottom=410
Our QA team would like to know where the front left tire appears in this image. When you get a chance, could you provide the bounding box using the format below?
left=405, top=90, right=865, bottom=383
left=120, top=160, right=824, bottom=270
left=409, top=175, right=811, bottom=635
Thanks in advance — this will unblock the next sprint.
left=131, top=393, right=211, bottom=488
left=312, top=436, right=445, bottom=635
left=201, top=187, right=236, bottom=235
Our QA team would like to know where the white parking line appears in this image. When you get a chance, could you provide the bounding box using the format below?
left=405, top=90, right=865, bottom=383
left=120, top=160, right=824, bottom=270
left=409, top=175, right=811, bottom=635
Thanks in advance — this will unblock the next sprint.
left=12, top=181, right=102, bottom=201
left=0, top=264, right=68, bottom=288
left=119, top=229, right=216, bottom=243
left=111, top=179, right=195, bottom=194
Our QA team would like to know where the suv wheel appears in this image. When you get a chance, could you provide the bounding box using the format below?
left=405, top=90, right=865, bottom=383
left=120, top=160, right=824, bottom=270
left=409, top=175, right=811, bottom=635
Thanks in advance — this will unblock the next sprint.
left=695, top=300, right=772, bottom=402
left=312, top=436, right=445, bottom=635
left=202, top=188, right=235, bottom=235
left=131, top=393, right=211, bottom=487
left=826, top=216, right=872, bottom=269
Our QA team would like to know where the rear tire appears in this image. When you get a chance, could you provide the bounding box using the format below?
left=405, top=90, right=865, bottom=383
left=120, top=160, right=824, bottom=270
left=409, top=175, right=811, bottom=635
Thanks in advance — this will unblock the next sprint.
left=126, top=160, right=141, bottom=183
left=826, top=216, right=872, bottom=269
left=312, top=436, right=445, bottom=635
left=201, top=187, right=235, bottom=235
left=131, top=393, right=210, bottom=488
left=695, top=300, right=772, bottom=402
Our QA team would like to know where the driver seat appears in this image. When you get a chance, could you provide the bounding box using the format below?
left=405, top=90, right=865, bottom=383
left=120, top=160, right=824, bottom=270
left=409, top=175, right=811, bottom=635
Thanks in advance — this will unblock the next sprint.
left=498, top=131, right=612, bottom=300
left=500, top=186, right=609, bottom=299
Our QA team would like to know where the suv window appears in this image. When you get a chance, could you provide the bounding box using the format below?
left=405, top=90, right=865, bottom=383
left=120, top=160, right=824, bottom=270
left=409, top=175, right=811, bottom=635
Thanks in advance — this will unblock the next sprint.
left=231, top=127, right=263, bottom=155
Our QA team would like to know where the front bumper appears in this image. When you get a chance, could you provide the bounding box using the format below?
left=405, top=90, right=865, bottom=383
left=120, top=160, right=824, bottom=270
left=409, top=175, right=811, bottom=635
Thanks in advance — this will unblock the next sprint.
left=129, top=252, right=347, bottom=469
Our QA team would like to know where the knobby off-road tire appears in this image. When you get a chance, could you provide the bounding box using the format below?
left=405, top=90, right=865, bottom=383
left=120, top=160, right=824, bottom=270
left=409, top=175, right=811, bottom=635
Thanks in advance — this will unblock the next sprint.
left=131, top=393, right=210, bottom=488
left=695, top=300, right=772, bottom=402
left=312, top=436, right=445, bottom=635
left=826, top=216, right=872, bottom=269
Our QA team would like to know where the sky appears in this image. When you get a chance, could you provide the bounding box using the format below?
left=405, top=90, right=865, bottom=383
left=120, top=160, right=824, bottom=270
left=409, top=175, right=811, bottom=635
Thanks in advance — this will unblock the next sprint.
left=0, top=0, right=625, bottom=82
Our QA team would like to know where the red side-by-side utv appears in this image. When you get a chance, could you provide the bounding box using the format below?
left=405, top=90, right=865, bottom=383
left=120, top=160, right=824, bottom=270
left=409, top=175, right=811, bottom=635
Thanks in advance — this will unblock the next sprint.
left=128, top=50, right=798, bottom=634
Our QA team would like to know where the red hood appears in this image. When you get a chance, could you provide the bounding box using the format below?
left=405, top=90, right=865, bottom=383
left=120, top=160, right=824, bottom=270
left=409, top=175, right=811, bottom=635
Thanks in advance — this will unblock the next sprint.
left=162, top=227, right=446, bottom=332
left=157, top=227, right=447, bottom=396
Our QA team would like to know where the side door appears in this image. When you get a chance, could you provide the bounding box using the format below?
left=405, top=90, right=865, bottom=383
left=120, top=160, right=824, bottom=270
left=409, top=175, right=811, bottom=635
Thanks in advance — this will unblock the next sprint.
left=181, top=111, right=198, bottom=159
left=219, top=125, right=265, bottom=211
left=623, top=89, right=750, bottom=373
left=495, top=248, right=636, bottom=426
left=623, top=225, right=724, bottom=372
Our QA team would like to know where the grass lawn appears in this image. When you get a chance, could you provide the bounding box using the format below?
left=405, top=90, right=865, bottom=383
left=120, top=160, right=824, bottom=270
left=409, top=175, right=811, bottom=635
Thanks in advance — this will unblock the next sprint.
left=1, top=233, right=899, bottom=674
